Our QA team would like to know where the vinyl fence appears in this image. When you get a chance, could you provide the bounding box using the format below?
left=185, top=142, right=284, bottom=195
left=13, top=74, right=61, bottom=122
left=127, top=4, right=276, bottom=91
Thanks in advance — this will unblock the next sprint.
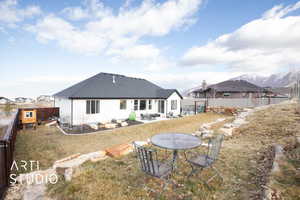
left=290, top=80, right=300, bottom=100
left=206, top=97, right=288, bottom=108
left=182, top=97, right=289, bottom=111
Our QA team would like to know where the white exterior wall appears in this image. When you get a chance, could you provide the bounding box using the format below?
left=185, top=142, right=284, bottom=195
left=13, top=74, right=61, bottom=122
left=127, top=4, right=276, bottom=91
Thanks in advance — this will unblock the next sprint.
left=54, top=97, right=72, bottom=124
left=56, top=94, right=182, bottom=126
left=166, top=92, right=181, bottom=116
left=72, top=99, right=165, bottom=125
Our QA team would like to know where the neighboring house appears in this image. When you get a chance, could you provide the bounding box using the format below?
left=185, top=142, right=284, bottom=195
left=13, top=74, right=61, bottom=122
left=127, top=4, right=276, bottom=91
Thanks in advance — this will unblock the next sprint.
left=37, top=95, right=54, bottom=102
left=192, top=80, right=270, bottom=98
left=14, top=97, right=35, bottom=104
left=0, top=97, right=13, bottom=104
left=14, top=97, right=26, bottom=103
left=54, top=73, right=183, bottom=126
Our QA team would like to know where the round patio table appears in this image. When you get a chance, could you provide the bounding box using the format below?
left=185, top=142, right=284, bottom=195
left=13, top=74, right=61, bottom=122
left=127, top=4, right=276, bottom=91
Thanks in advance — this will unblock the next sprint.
left=151, top=133, right=201, bottom=170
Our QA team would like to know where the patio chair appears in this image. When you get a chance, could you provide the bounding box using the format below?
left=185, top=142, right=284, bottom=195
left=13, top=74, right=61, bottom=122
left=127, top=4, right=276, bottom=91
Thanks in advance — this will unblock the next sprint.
left=184, top=134, right=224, bottom=187
left=134, top=144, right=174, bottom=190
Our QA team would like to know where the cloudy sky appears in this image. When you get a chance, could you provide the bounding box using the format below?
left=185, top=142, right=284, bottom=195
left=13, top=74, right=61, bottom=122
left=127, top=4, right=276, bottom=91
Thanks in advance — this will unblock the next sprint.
left=1, top=0, right=300, bottom=98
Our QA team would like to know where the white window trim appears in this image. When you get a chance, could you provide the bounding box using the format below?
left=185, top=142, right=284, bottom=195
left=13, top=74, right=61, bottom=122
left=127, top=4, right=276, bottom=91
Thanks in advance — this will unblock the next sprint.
left=86, top=99, right=100, bottom=114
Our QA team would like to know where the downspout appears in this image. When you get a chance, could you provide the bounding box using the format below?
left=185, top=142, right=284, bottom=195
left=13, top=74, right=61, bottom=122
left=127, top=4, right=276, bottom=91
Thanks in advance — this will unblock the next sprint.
left=71, top=99, right=73, bottom=127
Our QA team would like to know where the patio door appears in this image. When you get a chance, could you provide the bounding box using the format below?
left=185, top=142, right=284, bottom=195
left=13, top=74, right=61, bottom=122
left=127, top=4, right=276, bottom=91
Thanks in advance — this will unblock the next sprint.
left=158, top=100, right=165, bottom=113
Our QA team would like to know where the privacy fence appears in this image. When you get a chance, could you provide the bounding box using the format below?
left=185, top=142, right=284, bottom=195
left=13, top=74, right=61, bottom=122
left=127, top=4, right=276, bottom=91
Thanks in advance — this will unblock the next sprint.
left=0, top=107, right=59, bottom=199
left=290, top=80, right=300, bottom=100
left=182, top=97, right=289, bottom=112
left=0, top=111, right=19, bottom=200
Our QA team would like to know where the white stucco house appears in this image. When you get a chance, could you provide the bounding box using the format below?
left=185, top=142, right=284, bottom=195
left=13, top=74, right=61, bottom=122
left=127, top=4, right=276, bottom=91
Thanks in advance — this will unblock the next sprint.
left=54, top=73, right=183, bottom=126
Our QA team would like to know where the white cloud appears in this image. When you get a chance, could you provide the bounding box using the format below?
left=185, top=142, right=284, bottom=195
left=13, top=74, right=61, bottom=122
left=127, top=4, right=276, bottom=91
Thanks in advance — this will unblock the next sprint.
left=0, top=0, right=41, bottom=27
left=129, top=71, right=245, bottom=90
left=28, top=0, right=202, bottom=58
left=26, top=15, right=108, bottom=54
left=107, top=44, right=160, bottom=60
left=181, top=1, right=300, bottom=74
left=61, top=0, right=112, bottom=21
left=262, top=1, right=300, bottom=19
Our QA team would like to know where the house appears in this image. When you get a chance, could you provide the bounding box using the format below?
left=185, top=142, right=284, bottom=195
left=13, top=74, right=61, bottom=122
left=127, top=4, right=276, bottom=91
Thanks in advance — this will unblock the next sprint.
left=54, top=73, right=183, bottom=126
left=0, top=97, right=13, bottom=104
left=37, top=95, right=54, bottom=102
left=14, top=97, right=35, bottom=104
left=192, top=80, right=270, bottom=98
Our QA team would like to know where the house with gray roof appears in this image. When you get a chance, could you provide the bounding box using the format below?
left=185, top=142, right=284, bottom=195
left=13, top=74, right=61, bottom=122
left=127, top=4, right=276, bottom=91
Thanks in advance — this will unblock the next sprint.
left=54, top=72, right=182, bottom=126
left=192, top=80, right=270, bottom=98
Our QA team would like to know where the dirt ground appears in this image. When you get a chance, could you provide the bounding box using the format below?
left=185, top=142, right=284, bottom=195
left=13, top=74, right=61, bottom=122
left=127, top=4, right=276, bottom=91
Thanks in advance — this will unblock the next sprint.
left=47, top=102, right=300, bottom=200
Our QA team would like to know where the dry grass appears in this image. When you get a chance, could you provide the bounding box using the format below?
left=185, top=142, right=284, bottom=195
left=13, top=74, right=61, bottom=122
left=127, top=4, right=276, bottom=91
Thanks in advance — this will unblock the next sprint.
left=14, top=113, right=222, bottom=172
left=0, top=127, right=5, bottom=139
left=47, top=102, right=300, bottom=200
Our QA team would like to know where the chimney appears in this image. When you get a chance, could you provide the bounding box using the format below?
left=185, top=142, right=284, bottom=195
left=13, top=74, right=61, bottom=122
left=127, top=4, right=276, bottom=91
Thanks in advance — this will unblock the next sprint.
left=112, top=75, right=116, bottom=84
left=202, top=80, right=207, bottom=90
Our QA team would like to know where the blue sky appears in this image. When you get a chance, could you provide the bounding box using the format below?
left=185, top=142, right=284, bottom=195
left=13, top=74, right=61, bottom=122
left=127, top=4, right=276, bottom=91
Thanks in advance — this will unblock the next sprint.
left=1, top=0, right=300, bottom=98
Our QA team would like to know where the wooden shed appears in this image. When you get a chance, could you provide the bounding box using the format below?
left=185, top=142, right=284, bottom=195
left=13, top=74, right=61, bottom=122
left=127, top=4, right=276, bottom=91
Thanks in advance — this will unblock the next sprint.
left=19, top=108, right=37, bottom=129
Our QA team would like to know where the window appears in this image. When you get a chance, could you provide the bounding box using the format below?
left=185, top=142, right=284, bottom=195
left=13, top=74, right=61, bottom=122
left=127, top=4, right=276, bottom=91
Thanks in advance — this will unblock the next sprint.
left=86, top=100, right=100, bottom=114
left=171, top=100, right=177, bottom=110
left=134, top=100, right=138, bottom=110
left=25, top=111, right=33, bottom=118
left=120, top=100, right=127, bottom=110
left=148, top=100, right=152, bottom=110
left=139, top=100, right=146, bottom=110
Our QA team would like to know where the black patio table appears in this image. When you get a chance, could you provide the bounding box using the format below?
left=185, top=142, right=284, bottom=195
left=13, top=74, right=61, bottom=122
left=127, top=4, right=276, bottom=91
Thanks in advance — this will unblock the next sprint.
left=151, top=133, right=202, bottom=170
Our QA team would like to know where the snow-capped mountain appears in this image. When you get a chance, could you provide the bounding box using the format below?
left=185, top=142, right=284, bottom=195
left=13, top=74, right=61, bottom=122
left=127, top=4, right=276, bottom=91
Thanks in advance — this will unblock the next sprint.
left=231, top=71, right=300, bottom=88
left=183, top=70, right=299, bottom=97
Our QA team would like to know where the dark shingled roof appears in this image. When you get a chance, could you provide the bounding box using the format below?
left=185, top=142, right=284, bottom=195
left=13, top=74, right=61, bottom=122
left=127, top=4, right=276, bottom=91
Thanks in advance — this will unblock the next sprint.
left=54, top=73, right=182, bottom=99
left=195, top=80, right=264, bottom=93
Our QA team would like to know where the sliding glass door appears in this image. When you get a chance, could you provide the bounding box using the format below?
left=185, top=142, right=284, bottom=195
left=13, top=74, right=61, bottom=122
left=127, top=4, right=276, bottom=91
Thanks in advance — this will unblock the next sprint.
left=158, top=100, right=165, bottom=113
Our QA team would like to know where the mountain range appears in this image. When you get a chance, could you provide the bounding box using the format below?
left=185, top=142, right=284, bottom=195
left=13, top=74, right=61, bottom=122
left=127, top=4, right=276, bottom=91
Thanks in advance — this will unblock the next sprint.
left=183, top=70, right=299, bottom=96
left=231, top=70, right=300, bottom=88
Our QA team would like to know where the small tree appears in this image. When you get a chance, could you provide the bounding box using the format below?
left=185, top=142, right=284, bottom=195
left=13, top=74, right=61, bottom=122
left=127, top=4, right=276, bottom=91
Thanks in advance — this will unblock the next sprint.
left=4, top=102, right=12, bottom=116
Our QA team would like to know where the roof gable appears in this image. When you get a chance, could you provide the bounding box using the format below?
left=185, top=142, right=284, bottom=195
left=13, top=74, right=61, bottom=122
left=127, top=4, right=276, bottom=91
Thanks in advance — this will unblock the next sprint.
left=206, top=80, right=263, bottom=92
left=54, top=73, right=181, bottom=99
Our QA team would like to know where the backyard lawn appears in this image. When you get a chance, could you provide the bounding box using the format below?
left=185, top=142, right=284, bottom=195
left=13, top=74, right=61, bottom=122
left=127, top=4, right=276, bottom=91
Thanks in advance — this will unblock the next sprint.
left=12, top=103, right=300, bottom=199
left=14, top=112, right=223, bottom=171
left=46, top=102, right=300, bottom=200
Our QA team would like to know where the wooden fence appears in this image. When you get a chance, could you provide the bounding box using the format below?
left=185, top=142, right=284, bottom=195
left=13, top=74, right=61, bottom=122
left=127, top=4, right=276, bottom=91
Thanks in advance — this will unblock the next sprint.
left=0, top=111, right=19, bottom=199
left=0, top=107, right=59, bottom=199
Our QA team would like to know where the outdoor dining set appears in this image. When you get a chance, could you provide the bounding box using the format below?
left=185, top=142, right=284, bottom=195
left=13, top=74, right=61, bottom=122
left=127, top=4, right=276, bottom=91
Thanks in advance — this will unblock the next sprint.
left=133, top=132, right=224, bottom=189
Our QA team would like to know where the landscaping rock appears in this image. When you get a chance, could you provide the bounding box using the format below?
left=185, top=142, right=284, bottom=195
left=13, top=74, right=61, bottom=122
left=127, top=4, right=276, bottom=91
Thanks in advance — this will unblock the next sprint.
left=89, top=123, right=98, bottom=130
left=54, top=153, right=81, bottom=165
left=105, top=143, right=133, bottom=157
left=133, top=141, right=148, bottom=146
left=45, top=120, right=57, bottom=127
left=104, top=123, right=117, bottom=129
left=272, top=145, right=284, bottom=173
left=64, top=168, right=74, bottom=182
left=23, top=184, right=47, bottom=200
left=223, top=123, right=233, bottom=128
left=220, top=127, right=234, bottom=136
left=120, top=122, right=128, bottom=127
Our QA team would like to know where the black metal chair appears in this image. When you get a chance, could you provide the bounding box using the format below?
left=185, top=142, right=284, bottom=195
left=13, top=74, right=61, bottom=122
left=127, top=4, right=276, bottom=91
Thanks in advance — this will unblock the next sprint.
left=135, top=144, right=173, bottom=178
left=133, top=143, right=174, bottom=192
left=184, top=134, right=224, bottom=186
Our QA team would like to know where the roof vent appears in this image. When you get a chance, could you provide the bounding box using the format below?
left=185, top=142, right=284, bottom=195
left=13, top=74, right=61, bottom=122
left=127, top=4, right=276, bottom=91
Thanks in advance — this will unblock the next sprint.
left=112, top=75, right=116, bottom=84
